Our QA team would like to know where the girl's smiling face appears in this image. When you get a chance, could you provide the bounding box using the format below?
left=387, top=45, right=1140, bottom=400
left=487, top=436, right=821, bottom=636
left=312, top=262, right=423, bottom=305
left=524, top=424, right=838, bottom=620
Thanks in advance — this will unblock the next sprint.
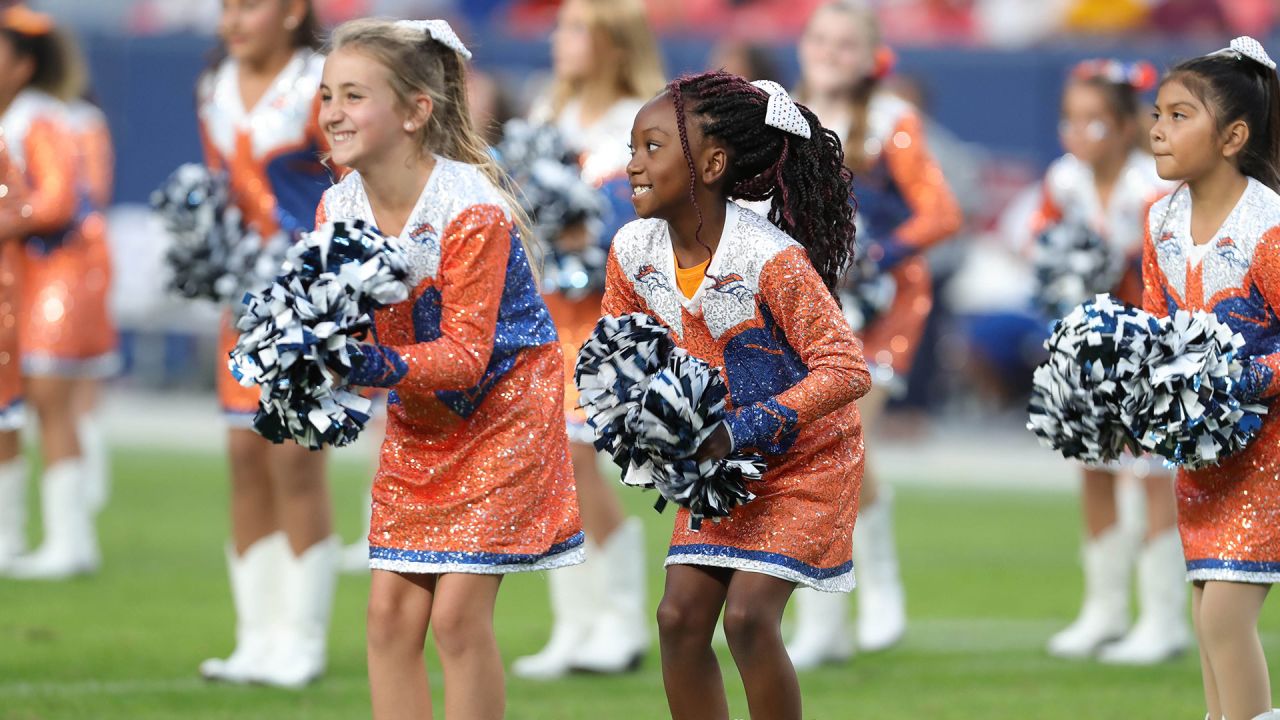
left=626, top=93, right=694, bottom=221
left=1150, top=79, right=1230, bottom=183
left=319, top=47, right=423, bottom=171
left=797, top=5, right=874, bottom=97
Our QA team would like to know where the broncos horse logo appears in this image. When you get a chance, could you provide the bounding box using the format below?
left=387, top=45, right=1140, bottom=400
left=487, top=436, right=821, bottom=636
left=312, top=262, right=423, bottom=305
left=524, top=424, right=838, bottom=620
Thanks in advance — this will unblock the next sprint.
left=709, top=273, right=755, bottom=308
left=636, top=264, right=674, bottom=294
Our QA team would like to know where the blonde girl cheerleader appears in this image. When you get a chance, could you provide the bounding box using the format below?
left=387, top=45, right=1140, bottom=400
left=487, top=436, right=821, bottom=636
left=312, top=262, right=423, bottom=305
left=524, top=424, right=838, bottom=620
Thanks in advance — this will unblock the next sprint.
left=787, top=0, right=962, bottom=666
left=516, top=0, right=666, bottom=678
left=605, top=70, right=868, bottom=720
left=196, top=0, right=338, bottom=687
left=315, top=18, right=582, bottom=718
left=0, top=6, right=119, bottom=581
left=1144, top=36, right=1280, bottom=720
left=1037, top=59, right=1189, bottom=664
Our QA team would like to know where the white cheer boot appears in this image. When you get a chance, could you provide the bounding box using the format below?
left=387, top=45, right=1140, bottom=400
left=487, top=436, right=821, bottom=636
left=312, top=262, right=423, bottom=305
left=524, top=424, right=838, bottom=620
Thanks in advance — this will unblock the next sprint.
left=257, top=535, right=340, bottom=688
left=200, top=533, right=286, bottom=683
left=0, top=456, right=27, bottom=569
left=786, top=587, right=855, bottom=670
left=854, top=489, right=906, bottom=651
left=512, top=541, right=601, bottom=680
left=1098, top=528, right=1190, bottom=665
left=571, top=517, right=650, bottom=673
left=1251, top=710, right=1280, bottom=719
left=1047, top=524, right=1137, bottom=658
left=4, top=459, right=99, bottom=579
left=78, top=414, right=110, bottom=515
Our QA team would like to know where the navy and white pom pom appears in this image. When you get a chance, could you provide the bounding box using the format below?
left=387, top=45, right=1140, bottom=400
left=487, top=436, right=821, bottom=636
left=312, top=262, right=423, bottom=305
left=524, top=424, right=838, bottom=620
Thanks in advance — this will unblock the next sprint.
left=152, top=162, right=285, bottom=303
left=839, top=251, right=897, bottom=332
left=1027, top=294, right=1160, bottom=464
left=1033, top=221, right=1121, bottom=319
left=1134, top=309, right=1267, bottom=469
left=574, top=313, right=674, bottom=478
left=228, top=219, right=410, bottom=449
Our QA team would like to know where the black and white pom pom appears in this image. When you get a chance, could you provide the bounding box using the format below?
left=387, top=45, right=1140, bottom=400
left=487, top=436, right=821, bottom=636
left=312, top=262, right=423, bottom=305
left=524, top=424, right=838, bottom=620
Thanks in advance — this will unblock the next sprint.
left=1033, top=220, right=1122, bottom=319
left=496, top=120, right=609, bottom=298
left=839, top=251, right=897, bottom=332
left=648, top=454, right=764, bottom=531
left=228, top=219, right=410, bottom=449
left=1132, top=310, right=1267, bottom=469
left=1027, top=294, right=1161, bottom=465
left=152, top=163, right=285, bottom=304
left=574, top=313, right=675, bottom=479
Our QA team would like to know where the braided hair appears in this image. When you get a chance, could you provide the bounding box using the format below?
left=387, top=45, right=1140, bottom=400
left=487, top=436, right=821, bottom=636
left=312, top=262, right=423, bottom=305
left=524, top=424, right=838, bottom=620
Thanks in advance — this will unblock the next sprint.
left=668, top=70, right=856, bottom=294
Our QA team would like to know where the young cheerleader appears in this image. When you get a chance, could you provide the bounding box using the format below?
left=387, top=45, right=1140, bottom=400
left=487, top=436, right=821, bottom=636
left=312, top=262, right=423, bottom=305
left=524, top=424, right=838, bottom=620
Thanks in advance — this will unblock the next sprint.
left=316, top=19, right=582, bottom=718
left=0, top=127, right=27, bottom=569
left=1144, top=37, right=1280, bottom=720
left=787, top=0, right=961, bottom=665
left=1038, top=59, right=1188, bottom=664
left=196, top=0, right=338, bottom=687
left=0, top=7, right=118, bottom=581
left=604, top=70, right=868, bottom=720
left=517, top=0, right=666, bottom=679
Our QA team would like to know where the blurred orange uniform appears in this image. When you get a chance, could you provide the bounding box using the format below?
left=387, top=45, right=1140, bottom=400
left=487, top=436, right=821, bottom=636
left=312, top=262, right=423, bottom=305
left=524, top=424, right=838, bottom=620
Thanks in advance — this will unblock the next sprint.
left=603, top=203, right=870, bottom=590
left=317, top=159, right=583, bottom=573
left=0, top=131, right=27, bottom=430
left=197, top=50, right=332, bottom=424
left=851, top=94, right=961, bottom=392
left=3, top=89, right=117, bottom=379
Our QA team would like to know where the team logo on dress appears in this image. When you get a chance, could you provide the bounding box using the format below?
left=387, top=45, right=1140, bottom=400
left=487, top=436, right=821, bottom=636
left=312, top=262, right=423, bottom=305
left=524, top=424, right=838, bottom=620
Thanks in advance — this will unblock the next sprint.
left=709, top=273, right=754, bottom=307
left=636, top=264, right=673, bottom=294
left=408, top=222, right=440, bottom=252
left=1216, top=236, right=1249, bottom=268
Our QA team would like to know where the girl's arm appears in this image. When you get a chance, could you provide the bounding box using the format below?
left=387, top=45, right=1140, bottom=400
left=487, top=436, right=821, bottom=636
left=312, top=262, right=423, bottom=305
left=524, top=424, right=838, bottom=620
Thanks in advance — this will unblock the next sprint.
left=1236, top=227, right=1280, bottom=401
left=600, top=245, right=647, bottom=317
left=1140, top=213, right=1170, bottom=318
left=6, top=118, right=78, bottom=238
left=347, top=205, right=513, bottom=393
left=724, top=246, right=872, bottom=453
left=874, top=112, right=963, bottom=271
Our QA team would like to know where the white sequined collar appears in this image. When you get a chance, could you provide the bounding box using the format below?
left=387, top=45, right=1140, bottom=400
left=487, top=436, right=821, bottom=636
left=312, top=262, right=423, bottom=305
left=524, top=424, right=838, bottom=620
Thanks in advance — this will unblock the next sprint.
left=1175, top=177, right=1261, bottom=267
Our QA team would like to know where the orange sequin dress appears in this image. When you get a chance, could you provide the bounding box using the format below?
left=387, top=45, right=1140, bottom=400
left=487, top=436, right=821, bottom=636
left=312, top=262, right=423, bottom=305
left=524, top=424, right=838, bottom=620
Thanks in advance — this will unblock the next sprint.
left=852, top=94, right=961, bottom=391
left=317, top=158, right=583, bottom=574
left=198, top=50, right=332, bottom=425
left=1035, top=150, right=1174, bottom=307
left=4, top=89, right=118, bottom=378
left=1142, top=178, right=1280, bottom=583
left=603, top=202, right=870, bottom=591
left=534, top=97, right=644, bottom=440
left=0, top=133, right=27, bottom=430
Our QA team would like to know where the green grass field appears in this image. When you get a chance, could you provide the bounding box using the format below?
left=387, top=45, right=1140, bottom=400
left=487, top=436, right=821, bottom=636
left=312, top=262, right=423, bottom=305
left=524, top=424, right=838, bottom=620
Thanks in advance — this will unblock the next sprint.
left=3, top=447, right=1279, bottom=719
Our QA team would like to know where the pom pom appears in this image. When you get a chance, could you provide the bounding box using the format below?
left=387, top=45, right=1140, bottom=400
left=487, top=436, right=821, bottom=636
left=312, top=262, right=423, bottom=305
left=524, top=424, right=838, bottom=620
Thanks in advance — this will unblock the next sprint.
left=1032, top=220, right=1122, bottom=319
left=228, top=219, right=410, bottom=449
left=1133, top=309, right=1268, bottom=469
left=839, top=250, right=897, bottom=332
left=1027, top=294, right=1160, bottom=464
left=151, top=163, right=287, bottom=305
left=496, top=120, right=609, bottom=298
left=574, top=313, right=674, bottom=478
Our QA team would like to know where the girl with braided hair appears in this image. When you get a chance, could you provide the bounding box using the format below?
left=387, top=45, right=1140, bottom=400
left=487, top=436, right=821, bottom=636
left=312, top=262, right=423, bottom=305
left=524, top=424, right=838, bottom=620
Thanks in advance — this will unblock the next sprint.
left=602, top=70, right=870, bottom=719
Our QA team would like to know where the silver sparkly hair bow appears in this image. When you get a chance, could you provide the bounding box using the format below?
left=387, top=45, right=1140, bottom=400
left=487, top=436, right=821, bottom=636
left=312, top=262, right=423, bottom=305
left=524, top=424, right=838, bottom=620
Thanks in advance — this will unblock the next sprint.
left=1210, top=36, right=1276, bottom=71
left=395, top=19, right=472, bottom=60
left=750, top=80, right=811, bottom=139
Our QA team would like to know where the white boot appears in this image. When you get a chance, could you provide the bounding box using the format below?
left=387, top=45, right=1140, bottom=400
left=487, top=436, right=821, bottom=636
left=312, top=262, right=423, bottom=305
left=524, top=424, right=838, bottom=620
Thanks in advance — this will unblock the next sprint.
left=4, top=459, right=98, bottom=579
left=513, top=546, right=601, bottom=680
left=854, top=489, right=906, bottom=651
left=78, top=414, right=110, bottom=515
left=256, top=536, right=340, bottom=688
left=571, top=517, right=650, bottom=673
left=1047, top=524, right=1136, bottom=658
left=340, top=487, right=372, bottom=574
left=786, top=587, right=855, bottom=670
left=0, top=456, right=27, bottom=568
left=200, top=533, right=286, bottom=683
left=1098, top=528, right=1190, bottom=664
left=1251, top=710, right=1280, bottom=719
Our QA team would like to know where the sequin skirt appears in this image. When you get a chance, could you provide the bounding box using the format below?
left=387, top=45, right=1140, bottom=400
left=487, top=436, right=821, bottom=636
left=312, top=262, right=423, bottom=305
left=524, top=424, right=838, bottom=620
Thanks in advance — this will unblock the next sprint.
left=0, top=240, right=21, bottom=430
left=664, top=405, right=863, bottom=592
left=862, top=256, right=930, bottom=390
left=218, top=315, right=260, bottom=426
left=1179, top=413, right=1280, bottom=584
left=368, top=342, right=584, bottom=575
left=543, top=289, right=603, bottom=434
left=20, top=217, right=119, bottom=378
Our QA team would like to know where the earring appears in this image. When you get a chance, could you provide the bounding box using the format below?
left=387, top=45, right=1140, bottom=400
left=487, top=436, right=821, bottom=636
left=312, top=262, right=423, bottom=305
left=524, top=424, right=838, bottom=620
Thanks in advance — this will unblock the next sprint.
left=283, top=16, right=299, bottom=30
left=404, top=121, right=416, bottom=132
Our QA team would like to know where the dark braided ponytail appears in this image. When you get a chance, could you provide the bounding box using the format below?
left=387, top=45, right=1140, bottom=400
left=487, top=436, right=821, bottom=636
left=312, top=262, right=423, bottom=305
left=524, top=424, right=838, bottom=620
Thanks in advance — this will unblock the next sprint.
left=667, top=70, right=857, bottom=295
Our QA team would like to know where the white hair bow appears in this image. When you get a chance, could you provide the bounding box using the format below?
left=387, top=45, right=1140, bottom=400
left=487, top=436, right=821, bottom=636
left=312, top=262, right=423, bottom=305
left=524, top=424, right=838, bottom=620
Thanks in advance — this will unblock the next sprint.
left=395, top=19, right=472, bottom=61
left=1210, top=36, right=1275, bottom=71
left=750, top=80, right=811, bottom=139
